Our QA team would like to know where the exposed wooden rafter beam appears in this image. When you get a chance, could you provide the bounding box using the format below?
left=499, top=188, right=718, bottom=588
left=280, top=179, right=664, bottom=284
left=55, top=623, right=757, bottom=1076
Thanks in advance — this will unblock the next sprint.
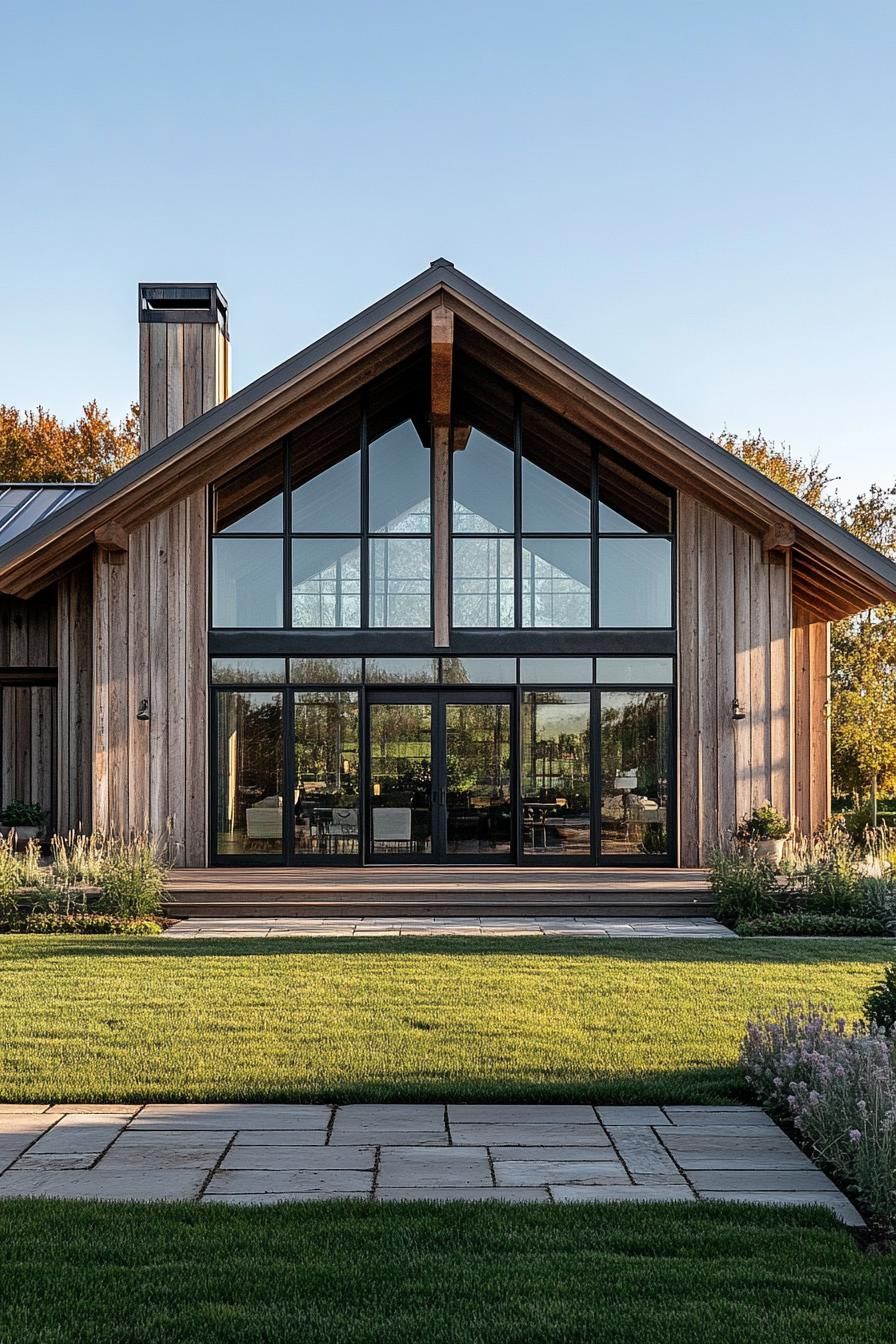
left=431, top=306, right=454, bottom=428
left=431, top=307, right=454, bottom=646
left=93, top=524, right=130, bottom=555
left=762, top=521, right=796, bottom=560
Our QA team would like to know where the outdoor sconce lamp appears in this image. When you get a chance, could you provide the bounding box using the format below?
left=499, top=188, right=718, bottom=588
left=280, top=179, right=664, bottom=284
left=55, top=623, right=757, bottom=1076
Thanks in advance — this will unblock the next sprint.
left=731, top=698, right=746, bottom=721
left=136, top=698, right=150, bottom=721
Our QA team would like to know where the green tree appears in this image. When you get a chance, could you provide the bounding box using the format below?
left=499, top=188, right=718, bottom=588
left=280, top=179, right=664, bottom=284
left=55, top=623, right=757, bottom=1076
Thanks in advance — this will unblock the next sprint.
left=716, top=431, right=896, bottom=819
left=830, top=487, right=896, bottom=818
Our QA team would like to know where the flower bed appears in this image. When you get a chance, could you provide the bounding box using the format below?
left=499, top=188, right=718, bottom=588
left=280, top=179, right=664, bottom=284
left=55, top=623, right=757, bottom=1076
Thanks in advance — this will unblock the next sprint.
left=711, top=824, right=896, bottom=934
left=741, top=1004, right=896, bottom=1234
left=0, top=832, right=169, bottom=933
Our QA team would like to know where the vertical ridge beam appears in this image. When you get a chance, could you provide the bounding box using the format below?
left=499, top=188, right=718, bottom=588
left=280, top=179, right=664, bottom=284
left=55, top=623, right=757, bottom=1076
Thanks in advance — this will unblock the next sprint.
left=431, top=307, right=454, bottom=647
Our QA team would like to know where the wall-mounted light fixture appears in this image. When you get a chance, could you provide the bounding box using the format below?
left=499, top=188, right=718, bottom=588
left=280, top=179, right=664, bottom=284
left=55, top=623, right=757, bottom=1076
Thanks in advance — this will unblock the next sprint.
left=731, top=697, right=746, bottom=721
left=136, top=698, right=150, bottom=721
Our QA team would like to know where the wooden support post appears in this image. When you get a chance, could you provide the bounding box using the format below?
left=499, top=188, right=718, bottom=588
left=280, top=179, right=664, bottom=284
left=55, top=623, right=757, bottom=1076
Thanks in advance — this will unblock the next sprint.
left=431, top=307, right=454, bottom=647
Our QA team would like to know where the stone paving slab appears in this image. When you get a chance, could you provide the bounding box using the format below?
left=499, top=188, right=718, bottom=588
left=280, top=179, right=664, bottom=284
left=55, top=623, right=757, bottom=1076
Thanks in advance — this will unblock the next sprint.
left=447, top=1104, right=599, bottom=1125
left=377, top=1186, right=551, bottom=1203
left=596, top=1106, right=670, bottom=1127
left=700, top=1190, right=866, bottom=1227
left=688, top=1168, right=838, bottom=1192
left=164, top=917, right=735, bottom=940
left=0, top=1169, right=207, bottom=1201
left=494, top=1159, right=630, bottom=1186
left=206, top=1169, right=373, bottom=1197
left=450, top=1123, right=607, bottom=1147
left=221, top=1146, right=375, bottom=1171
left=132, top=1104, right=330, bottom=1130
left=377, top=1147, right=492, bottom=1188
left=0, top=1103, right=862, bottom=1225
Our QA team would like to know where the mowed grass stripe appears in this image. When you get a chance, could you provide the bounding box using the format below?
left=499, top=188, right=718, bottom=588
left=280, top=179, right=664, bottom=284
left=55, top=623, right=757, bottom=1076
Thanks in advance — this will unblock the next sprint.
left=0, top=936, right=887, bottom=1103
left=0, top=1200, right=892, bottom=1344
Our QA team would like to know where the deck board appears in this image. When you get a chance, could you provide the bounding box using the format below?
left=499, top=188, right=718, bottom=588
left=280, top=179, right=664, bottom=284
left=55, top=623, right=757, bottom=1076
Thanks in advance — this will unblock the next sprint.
left=165, top=867, right=713, bottom=919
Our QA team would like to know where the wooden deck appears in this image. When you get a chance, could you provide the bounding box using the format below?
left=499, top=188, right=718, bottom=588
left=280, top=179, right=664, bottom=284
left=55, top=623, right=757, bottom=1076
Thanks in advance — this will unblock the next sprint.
left=164, top=866, right=713, bottom=919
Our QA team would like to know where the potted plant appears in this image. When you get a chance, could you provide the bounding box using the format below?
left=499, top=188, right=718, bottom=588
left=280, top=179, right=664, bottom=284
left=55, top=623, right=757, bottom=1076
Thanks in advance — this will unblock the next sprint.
left=0, top=801, right=48, bottom=846
left=736, top=802, right=790, bottom=865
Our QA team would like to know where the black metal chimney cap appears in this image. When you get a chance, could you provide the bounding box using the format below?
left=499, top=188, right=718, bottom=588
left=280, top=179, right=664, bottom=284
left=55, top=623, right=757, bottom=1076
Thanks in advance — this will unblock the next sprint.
left=138, top=283, right=228, bottom=335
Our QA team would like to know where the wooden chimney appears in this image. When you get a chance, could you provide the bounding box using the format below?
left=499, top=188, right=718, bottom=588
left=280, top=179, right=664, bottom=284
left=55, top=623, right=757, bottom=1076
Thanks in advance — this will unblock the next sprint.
left=137, top=284, right=230, bottom=450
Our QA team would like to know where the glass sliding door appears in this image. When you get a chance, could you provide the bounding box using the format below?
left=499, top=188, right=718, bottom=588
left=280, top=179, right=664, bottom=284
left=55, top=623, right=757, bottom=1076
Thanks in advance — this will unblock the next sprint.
left=214, top=690, right=284, bottom=858
left=368, top=700, right=434, bottom=857
left=520, top=691, right=591, bottom=859
left=599, top=690, right=671, bottom=860
left=445, top=700, right=512, bottom=858
left=294, top=691, right=360, bottom=858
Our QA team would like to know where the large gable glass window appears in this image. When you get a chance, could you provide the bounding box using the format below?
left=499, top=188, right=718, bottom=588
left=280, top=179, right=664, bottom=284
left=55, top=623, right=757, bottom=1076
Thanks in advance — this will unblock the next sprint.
left=211, top=353, right=673, bottom=634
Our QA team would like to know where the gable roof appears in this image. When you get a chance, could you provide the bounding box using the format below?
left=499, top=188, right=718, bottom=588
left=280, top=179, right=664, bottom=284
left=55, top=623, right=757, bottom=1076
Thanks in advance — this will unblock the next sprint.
left=0, top=258, right=893, bottom=616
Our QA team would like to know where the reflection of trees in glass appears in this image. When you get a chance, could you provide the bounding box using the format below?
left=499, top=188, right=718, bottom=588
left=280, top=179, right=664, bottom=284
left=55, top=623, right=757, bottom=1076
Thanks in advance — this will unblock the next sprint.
left=522, top=693, right=591, bottom=804
left=446, top=704, right=510, bottom=801
left=216, top=691, right=283, bottom=842
left=600, top=692, right=668, bottom=797
left=294, top=693, right=359, bottom=801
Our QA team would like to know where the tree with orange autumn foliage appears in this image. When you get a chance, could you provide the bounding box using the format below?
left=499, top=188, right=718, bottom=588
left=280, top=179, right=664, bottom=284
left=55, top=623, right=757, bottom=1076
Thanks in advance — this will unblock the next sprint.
left=0, top=402, right=139, bottom=482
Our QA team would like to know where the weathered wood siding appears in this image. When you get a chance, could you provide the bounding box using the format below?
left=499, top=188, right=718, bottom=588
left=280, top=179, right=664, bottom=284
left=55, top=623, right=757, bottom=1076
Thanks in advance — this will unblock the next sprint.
left=56, top=562, right=93, bottom=832
left=0, top=590, right=57, bottom=823
left=792, top=603, right=831, bottom=837
left=92, top=316, right=225, bottom=863
left=678, top=495, right=793, bottom=863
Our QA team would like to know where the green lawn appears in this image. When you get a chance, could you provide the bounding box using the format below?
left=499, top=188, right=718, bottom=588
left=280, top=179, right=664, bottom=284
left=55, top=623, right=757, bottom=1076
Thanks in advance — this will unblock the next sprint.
left=0, top=1199, right=891, bottom=1343
left=0, top=936, right=887, bottom=1103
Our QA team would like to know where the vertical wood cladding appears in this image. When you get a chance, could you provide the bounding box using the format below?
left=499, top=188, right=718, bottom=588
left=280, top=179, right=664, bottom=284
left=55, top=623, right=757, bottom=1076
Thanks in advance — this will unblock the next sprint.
left=93, top=317, right=227, bottom=862
left=679, top=496, right=795, bottom=863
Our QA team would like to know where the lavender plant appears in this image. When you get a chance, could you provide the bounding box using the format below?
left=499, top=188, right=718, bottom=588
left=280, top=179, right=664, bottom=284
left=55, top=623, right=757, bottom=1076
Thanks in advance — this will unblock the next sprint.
left=741, top=1004, right=896, bottom=1232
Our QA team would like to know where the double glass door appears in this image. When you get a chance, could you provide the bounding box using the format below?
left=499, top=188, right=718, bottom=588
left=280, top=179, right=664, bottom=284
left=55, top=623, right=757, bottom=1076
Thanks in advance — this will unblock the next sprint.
left=367, top=692, right=513, bottom=862
left=212, top=683, right=673, bottom=865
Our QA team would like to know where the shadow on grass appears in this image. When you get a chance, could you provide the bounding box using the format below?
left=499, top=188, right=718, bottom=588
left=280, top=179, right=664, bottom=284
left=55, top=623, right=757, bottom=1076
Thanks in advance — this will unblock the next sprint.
left=4, top=934, right=890, bottom=968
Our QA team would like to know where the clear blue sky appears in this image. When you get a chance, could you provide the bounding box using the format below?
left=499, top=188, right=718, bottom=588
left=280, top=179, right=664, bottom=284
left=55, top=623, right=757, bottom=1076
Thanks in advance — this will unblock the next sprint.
left=1, top=0, right=894, bottom=496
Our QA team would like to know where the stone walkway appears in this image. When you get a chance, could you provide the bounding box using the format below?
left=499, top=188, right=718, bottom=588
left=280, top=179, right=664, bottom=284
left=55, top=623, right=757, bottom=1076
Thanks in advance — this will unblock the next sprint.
left=164, top=917, right=735, bottom=939
left=0, top=1104, right=860, bottom=1224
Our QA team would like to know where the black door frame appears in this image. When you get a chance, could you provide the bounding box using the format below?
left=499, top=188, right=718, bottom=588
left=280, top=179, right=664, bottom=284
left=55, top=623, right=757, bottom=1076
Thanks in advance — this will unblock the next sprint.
left=365, top=688, right=516, bottom=865
left=208, top=681, right=677, bottom=869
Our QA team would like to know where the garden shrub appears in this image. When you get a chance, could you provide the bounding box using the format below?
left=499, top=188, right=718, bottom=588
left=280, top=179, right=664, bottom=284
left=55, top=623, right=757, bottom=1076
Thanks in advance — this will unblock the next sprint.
left=864, top=964, right=896, bottom=1031
left=735, top=802, right=789, bottom=842
left=0, top=800, right=48, bottom=831
left=741, top=1004, right=896, bottom=1233
left=735, top=912, right=887, bottom=937
left=799, top=862, right=863, bottom=915
left=95, top=837, right=166, bottom=918
left=709, top=850, right=781, bottom=923
left=0, top=837, right=18, bottom=922
left=855, top=875, right=896, bottom=933
left=9, top=912, right=163, bottom=935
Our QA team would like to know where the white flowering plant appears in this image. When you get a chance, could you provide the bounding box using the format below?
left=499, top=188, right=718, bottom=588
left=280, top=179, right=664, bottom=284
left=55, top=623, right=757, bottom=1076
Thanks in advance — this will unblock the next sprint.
left=741, top=1004, right=896, bottom=1233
